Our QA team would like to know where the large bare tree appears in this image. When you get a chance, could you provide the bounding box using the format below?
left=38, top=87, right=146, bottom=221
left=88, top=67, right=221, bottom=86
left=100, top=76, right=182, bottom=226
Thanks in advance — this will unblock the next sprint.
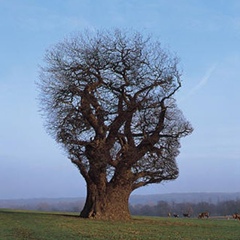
left=38, top=29, right=193, bottom=220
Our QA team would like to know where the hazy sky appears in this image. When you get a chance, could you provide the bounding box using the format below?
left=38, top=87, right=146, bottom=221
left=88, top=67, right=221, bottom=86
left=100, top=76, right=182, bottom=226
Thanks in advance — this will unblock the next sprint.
left=1, top=0, right=240, bottom=199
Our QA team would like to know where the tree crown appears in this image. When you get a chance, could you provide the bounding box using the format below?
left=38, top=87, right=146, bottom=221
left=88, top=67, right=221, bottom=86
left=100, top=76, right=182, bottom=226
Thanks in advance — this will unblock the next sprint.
left=38, top=29, right=193, bottom=190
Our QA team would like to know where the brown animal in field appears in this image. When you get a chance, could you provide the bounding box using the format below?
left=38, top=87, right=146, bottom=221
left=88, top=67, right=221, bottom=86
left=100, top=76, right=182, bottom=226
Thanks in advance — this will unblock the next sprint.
left=232, top=213, right=240, bottom=220
left=198, top=212, right=209, bottom=219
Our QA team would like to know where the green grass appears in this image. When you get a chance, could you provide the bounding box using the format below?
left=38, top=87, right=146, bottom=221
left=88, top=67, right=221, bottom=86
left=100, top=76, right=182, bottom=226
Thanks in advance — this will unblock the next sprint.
left=0, top=209, right=239, bottom=240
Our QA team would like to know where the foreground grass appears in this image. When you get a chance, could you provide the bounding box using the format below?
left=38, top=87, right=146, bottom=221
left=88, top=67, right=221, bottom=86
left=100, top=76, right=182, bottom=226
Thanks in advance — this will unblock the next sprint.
left=0, top=209, right=239, bottom=240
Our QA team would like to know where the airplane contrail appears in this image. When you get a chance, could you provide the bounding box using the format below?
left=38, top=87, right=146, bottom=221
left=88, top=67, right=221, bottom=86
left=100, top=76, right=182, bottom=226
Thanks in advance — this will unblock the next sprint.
left=179, top=63, right=217, bottom=102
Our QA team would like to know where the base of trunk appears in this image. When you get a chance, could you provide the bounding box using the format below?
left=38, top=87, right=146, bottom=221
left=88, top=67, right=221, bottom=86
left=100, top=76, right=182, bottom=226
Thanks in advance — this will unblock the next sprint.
left=80, top=184, right=131, bottom=220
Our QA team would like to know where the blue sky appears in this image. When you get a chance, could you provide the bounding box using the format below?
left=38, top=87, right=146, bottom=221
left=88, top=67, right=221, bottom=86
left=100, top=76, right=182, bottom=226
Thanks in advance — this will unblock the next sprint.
left=0, top=0, right=240, bottom=199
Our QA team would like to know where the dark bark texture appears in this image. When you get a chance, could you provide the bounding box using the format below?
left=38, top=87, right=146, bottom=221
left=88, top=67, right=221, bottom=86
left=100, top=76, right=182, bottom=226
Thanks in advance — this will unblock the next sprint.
left=80, top=183, right=131, bottom=220
left=38, top=29, right=193, bottom=220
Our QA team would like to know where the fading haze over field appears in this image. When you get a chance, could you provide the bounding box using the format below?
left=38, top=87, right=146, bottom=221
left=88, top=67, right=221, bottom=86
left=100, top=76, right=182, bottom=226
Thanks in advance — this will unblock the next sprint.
left=0, top=0, right=240, bottom=199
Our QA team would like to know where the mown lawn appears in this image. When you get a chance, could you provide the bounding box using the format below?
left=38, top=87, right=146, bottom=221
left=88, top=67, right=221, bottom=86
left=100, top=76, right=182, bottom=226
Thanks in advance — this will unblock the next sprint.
left=0, top=209, right=239, bottom=240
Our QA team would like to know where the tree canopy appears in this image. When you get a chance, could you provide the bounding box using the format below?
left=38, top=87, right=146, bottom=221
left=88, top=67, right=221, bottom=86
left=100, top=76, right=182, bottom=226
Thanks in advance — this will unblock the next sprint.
left=38, top=29, right=193, bottom=220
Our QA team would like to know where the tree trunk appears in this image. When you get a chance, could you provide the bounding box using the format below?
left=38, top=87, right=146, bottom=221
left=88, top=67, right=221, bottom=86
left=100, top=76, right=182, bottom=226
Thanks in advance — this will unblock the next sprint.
left=80, top=182, right=132, bottom=220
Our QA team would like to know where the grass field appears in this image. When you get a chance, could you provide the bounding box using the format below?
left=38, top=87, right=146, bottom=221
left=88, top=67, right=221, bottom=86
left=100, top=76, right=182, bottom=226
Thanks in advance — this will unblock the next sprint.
left=0, top=209, right=239, bottom=240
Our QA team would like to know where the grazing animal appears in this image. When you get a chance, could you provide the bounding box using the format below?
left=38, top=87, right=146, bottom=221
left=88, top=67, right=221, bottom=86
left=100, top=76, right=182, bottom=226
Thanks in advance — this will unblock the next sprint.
left=183, top=213, right=190, bottom=218
left=173, top=214, right=179, bottom=218
left=198, top=212, right=209, bottom=219
left=232, top=213, right=240, bottom=220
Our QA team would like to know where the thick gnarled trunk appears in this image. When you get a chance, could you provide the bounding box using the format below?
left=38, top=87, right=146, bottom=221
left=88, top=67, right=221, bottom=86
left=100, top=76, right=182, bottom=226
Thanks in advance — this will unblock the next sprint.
left=80, top=182, right=132, bottom=220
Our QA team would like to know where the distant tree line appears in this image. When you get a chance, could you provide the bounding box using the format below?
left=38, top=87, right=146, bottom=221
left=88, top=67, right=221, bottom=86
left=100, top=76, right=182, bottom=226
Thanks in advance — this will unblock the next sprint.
left=129, top=200, right=240, bottom=217
left=2, top=199, right=239, bottom=217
